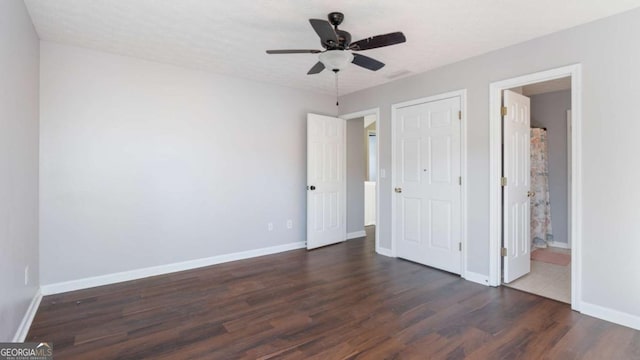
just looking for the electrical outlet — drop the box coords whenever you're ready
[24,266,29,285]
[286,220,293,229]
[268,222,274,231]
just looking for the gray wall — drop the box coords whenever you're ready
[39,42,334,285]
[339,7,640,318]
[346,118,365,233]
[0,0,40,341]
[530,90,571,246]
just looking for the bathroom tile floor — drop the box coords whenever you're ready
[504,247,571,304]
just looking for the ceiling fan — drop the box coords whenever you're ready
[266,12,406,75]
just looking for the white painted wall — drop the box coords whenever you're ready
[530,90,571,246]
[339,8,640,321]
[365,121,377,182]
[39,42,334,285]
[0,0,40,341]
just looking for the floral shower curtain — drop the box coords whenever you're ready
[530,128,553,248]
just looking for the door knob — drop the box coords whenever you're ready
[308,185,316,191]
[394,187,402,193]
[527,191,535,197]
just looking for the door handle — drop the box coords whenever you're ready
[394,187,402,193]
[527,191,535,197]
[308,185,316,191]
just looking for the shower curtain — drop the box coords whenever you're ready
[530,128,553,248]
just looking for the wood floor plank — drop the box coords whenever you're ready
[27,229,640,359]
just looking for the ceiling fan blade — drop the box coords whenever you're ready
[307,61,325,75]
[352,53,385,71]
[266,49,322,54]
[350,32,406,51]
[309,19,338,46]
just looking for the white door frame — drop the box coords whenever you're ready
[340,108,382,254]
[390,89,469,278]
[566,110,572,249]
[488,64,582,311]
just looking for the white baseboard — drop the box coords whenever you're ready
[580,301,640,331]
[12,289,42,342]
[548,241,571,249]
[463,271,490,286]
[376,247,394,257]
[41,242,306,295]
[346,230,367,240]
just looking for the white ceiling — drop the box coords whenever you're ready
[23,0,640,95]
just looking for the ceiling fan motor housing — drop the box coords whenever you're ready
[336,30,351,49]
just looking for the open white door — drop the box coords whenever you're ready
[394,96,462,274]
[307,113,346,249]
[503,90,531,283]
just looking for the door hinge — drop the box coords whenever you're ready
[501,177,507,187]
[501,247,507,257]
[501,106,508,116]
[459,242,462,252]
[458,176,462,186]
[458,110,462,120]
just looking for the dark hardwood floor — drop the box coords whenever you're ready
[28,227,640,359]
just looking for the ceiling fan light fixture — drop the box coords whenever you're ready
[319,50,354,70]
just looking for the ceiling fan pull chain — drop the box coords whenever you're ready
[334,70,339,107]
